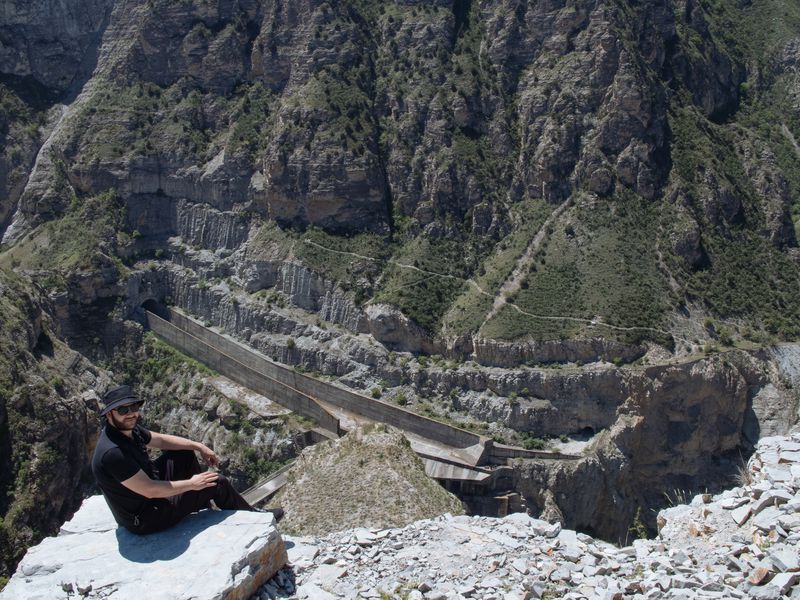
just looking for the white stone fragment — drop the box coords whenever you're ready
[529,519,561,538]
[720,496,750,510]
[285,538,321,570]
[779,514,800,531]
[479,577,503,589]
[297,582,337,600]
[770,549,800,572]
[354,529,377,546]
[458,584,476,597]
[765,466,792,484]
[753,506,783,532]
[780,451,800,463]
[752,493,779,517]
[752,481,773,498]
[770,572,799,595]
[512,558,529,574]
[730,504,752,526]
[726,554,747,572]
[308,564,348,587]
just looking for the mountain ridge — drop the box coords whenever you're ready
[1,0,799,354]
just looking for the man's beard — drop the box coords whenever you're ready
[109,411,139,431]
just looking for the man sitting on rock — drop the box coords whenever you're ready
[92,384,282,534]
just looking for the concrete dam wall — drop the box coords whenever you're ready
[145,310,342,434]
[146,306,485,451]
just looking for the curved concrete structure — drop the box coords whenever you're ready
[143,305,579,471]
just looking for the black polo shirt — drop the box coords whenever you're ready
[91,423,155,529]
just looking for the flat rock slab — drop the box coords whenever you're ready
[1,495,287,600]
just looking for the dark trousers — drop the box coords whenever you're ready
[132,450,253,534]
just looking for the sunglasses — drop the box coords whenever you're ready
[114,402,143,415]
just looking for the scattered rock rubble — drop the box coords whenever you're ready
[252,433,800,600]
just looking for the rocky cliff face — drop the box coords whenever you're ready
[2,0,799,354]
[0,0,113,93]
[0,269,109,579]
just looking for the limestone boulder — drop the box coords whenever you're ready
[0,495,287,600]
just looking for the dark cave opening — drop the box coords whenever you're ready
[453,0,472,43]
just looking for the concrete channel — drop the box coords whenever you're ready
[142,304,579,514]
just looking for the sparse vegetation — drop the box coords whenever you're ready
[520,433,547,451]
[273,425,463,535]
[627,507,650,541]
[0,190,127,275]
[483,194,671,344]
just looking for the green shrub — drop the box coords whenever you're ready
[521,434,546,450]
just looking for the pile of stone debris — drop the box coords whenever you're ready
[251,432,800,600]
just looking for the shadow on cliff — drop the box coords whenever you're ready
[114,509,234,563]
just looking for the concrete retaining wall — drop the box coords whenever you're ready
[162,308,483,450]
[146,312,341,434]
[489,443,580,462]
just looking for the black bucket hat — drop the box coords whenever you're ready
[100,385,142,415]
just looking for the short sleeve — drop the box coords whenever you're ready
[101,447,141,482]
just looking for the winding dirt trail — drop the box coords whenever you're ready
[477,200,572,334]
[302,233,691,346]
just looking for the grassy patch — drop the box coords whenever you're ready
[0,190,127,276]
[442,200,551,335]
[687,236,800,337]
[294,226,393,297]
[373,237,471,333]
[716,0,800,60]
[484,195,671,343]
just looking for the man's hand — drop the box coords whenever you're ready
[189,471,219,491]
[197,444,219,468]
[148,432,221,468]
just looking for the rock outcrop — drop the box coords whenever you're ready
[0,495,287,600]
[0,0,113,93]
[3,0,798,357]
[8,431,796,600]
[273,425,464,536]
[509,352,768,541]
[0,269,110,578]
[247,432,800,600]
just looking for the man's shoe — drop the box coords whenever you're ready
[256,507,285,523]
[269,507,285,523]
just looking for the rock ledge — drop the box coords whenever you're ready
[0,495,287,600]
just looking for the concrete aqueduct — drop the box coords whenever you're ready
[139,300,578,514]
